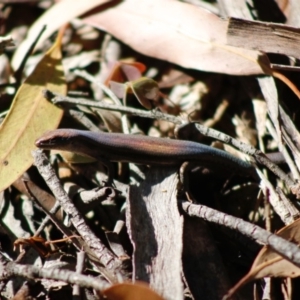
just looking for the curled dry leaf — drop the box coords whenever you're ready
[225,218,300,299]
[110,77,160,109]
[130,77,160,108]
[104,61,146,85]
[82,0,264,75]
[0,33,66,192]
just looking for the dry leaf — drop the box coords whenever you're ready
[225,218,300,298]
[227,17,300,59]
[284,1,300,26]
[102,282,164,300]
[82,0,264,75]
[104,61,146,85]
[0,33,66,192]
[130,78,160,109]
[252,99,268,138]
[110,77,159,109]
[11,0,112,70]
[258,76,282,147]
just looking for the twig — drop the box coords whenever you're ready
[67,108,101,132]
[266,119,299,180]
[180,200,300,268]
[42,90,298,194]
[73,251,86,298]
[32,149,124,282]
[276,187,300,222]
[3,262,110,291]
[193,123,297,189]
[279,105,300,153]
[23,178,63,237]
[43,89,183,124]
[73,69,122,106]
[34,201,61,237]
[256,168,292,224]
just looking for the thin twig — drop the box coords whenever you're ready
[73,69,122,105]
[73,251,86,298]
[43,90,297,193]
[43,89,183,124]
[4,262,110,291]
[276,187,300,222]
[180,200,300,267]
[266,119,299,180]
[32,149,124,282]
[256,168,292,224]
[193,123,297,189]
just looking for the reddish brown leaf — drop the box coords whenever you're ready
[102,282,164,300]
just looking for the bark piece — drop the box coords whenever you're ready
[126,166,183,300]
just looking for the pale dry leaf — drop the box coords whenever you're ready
[82,0,264,75]
[258,76,282,148]
[285,0,300,26]
[252,99,268,138]
[11,0,112,70]
[218,0,252,19]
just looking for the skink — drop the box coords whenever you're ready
[35,129,256,182]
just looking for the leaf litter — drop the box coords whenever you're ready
[2,1,300,300]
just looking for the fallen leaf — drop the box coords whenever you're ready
[225,217,300,299]
[104,61,146,85]
[11,0,112,70]
[102,282,164,300]
[110,77,160,109]
[82,0,264,75]
[129,77,160,109]
[0,32,66,192]
[258,76,282,147]
[284,1,300,26]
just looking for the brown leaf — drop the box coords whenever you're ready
[104,61,146,85]
[82,0,264,75]
[110,77,160,109]
[102,282,164,300]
